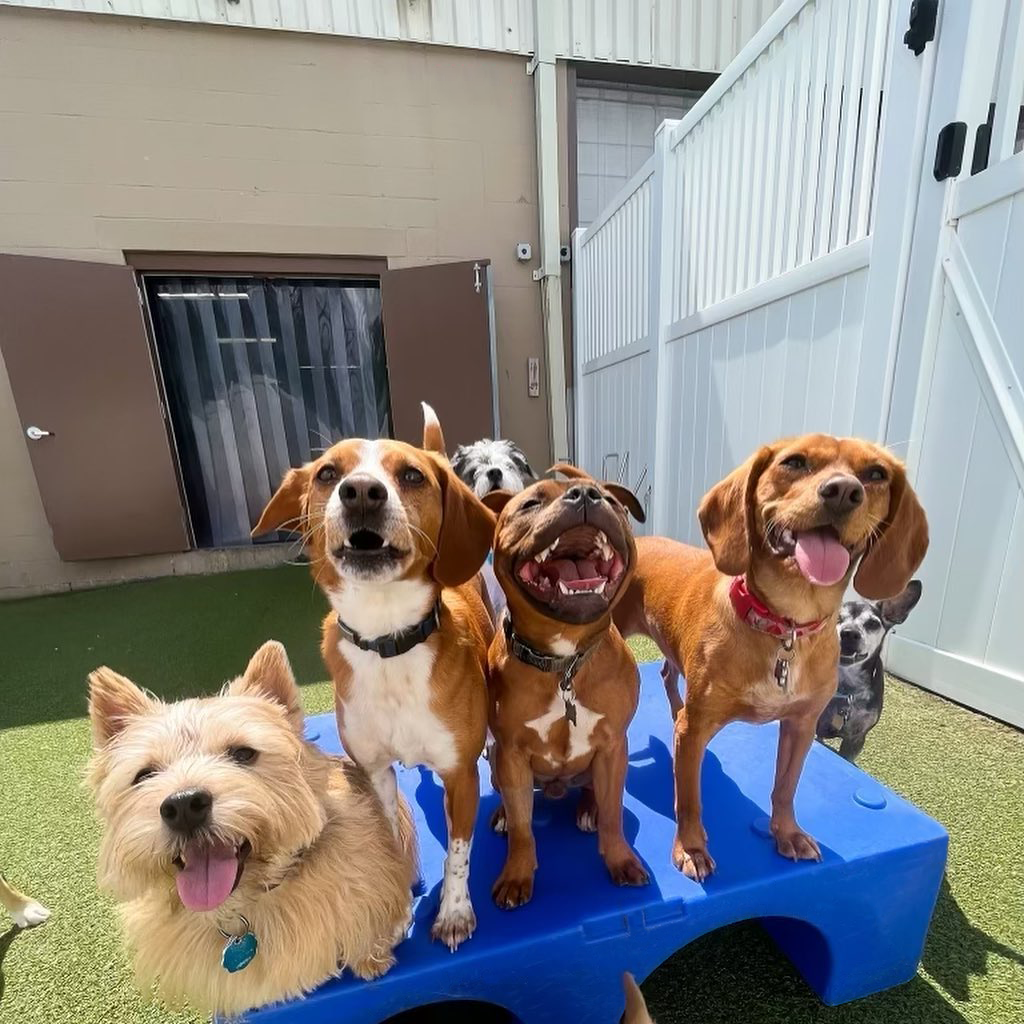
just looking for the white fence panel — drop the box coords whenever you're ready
[572,0,1024,722]
[889,149,1024,727]
[574,152,666,531]
[658,255,871,543]
[664,0,893,324]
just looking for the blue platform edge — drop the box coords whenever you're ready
[238,662,947,1024]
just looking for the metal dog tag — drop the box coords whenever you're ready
[219,917,258,973]
[774,633,796,690]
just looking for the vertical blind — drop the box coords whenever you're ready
[146,276,391,548]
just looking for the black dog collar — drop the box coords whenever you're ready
[337,601,441,659]
[502,613,597,724]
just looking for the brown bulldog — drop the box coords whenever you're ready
[483,465,649,908]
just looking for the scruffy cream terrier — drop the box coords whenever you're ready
[87,641,414,1017]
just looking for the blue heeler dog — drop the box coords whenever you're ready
[816,580,922,761]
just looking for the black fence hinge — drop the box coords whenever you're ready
[934,122,967,181]
[904,0,937,56]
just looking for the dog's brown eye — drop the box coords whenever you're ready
[520,498,542,512]
[229,746,258,765]
[863,465,888,483]
[316,465,338,485]
[132,766,156,786]
[400,467,425,486]
[780,454,808,471]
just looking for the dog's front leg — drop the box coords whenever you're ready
[770,713,822,861]
[671,702,721,880]
[368,764,401,838]
[432,761,479,950]
[491,744,537,909]
[591,740,648,887]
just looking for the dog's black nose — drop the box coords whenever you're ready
[840,627,860,645]
[339,474,388,514]
[160,789,213,834]
[486,467,503,484]
[818,474,864,516]
[563,483,603,508]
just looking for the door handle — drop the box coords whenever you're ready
[26,425,53,441]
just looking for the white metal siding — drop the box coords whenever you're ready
[1,0,782,72]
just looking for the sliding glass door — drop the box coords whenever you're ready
[146,275,390,548]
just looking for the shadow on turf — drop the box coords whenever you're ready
[923,874,1024,1002]
[0,925,21,1007]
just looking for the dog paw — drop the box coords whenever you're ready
[672,836,716,881]
[774,827,822,862]
[492,873,533,910]
[576,791,598,833]
[12,901,51,929]
[431,904,477,951]
[490,805,507,834]
[606,851,649,887]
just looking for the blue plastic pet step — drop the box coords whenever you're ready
[240,662,947,1023]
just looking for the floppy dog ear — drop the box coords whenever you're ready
[605,483,646,523]
[88,667,155,748]
[854,465,929,600]
[252,465,312,537]
[431,457,497,587]
[482,489,514,516]
[230,641,304,733]
[421,401,447,455]
[698,446,775,576]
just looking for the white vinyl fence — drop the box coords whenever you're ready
[573,0,1024,725]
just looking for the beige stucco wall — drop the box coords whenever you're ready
[0,7,559,597]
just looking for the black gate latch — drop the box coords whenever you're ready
[934,122,967,181]
[904,0,937,56]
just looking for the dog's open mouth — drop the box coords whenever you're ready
[766,524,852,586]
[515,524,627,619]
[332,529,407,568]
[173,838,251,912]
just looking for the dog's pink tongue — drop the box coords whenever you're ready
[793,530,851,586]
[176,841,239,912]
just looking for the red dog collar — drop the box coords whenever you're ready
[729,575,827,639]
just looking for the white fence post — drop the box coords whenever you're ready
[650,122,675,536]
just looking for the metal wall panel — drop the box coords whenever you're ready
[2,0,782,71]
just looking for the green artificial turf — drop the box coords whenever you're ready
[0,566,1021,1023]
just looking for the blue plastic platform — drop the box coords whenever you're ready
[241,662,947,1023]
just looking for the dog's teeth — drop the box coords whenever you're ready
[595,581,606,595]
[558,581,570,595]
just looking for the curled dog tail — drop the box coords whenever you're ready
[421,402,446,456]
[622,973,655,1024]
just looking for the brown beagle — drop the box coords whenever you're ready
[253,406,495,949]
[483,465,649,908]
[614,435,928,880]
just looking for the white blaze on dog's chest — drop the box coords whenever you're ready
[526,692,604,763]
[329,580,458,775]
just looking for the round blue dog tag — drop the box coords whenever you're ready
[221,930,258,973]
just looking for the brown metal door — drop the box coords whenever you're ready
[381,260,496,450]
[0,254,189,560]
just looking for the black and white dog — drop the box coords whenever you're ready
[816,580,923,761]
[451,439,535,498]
